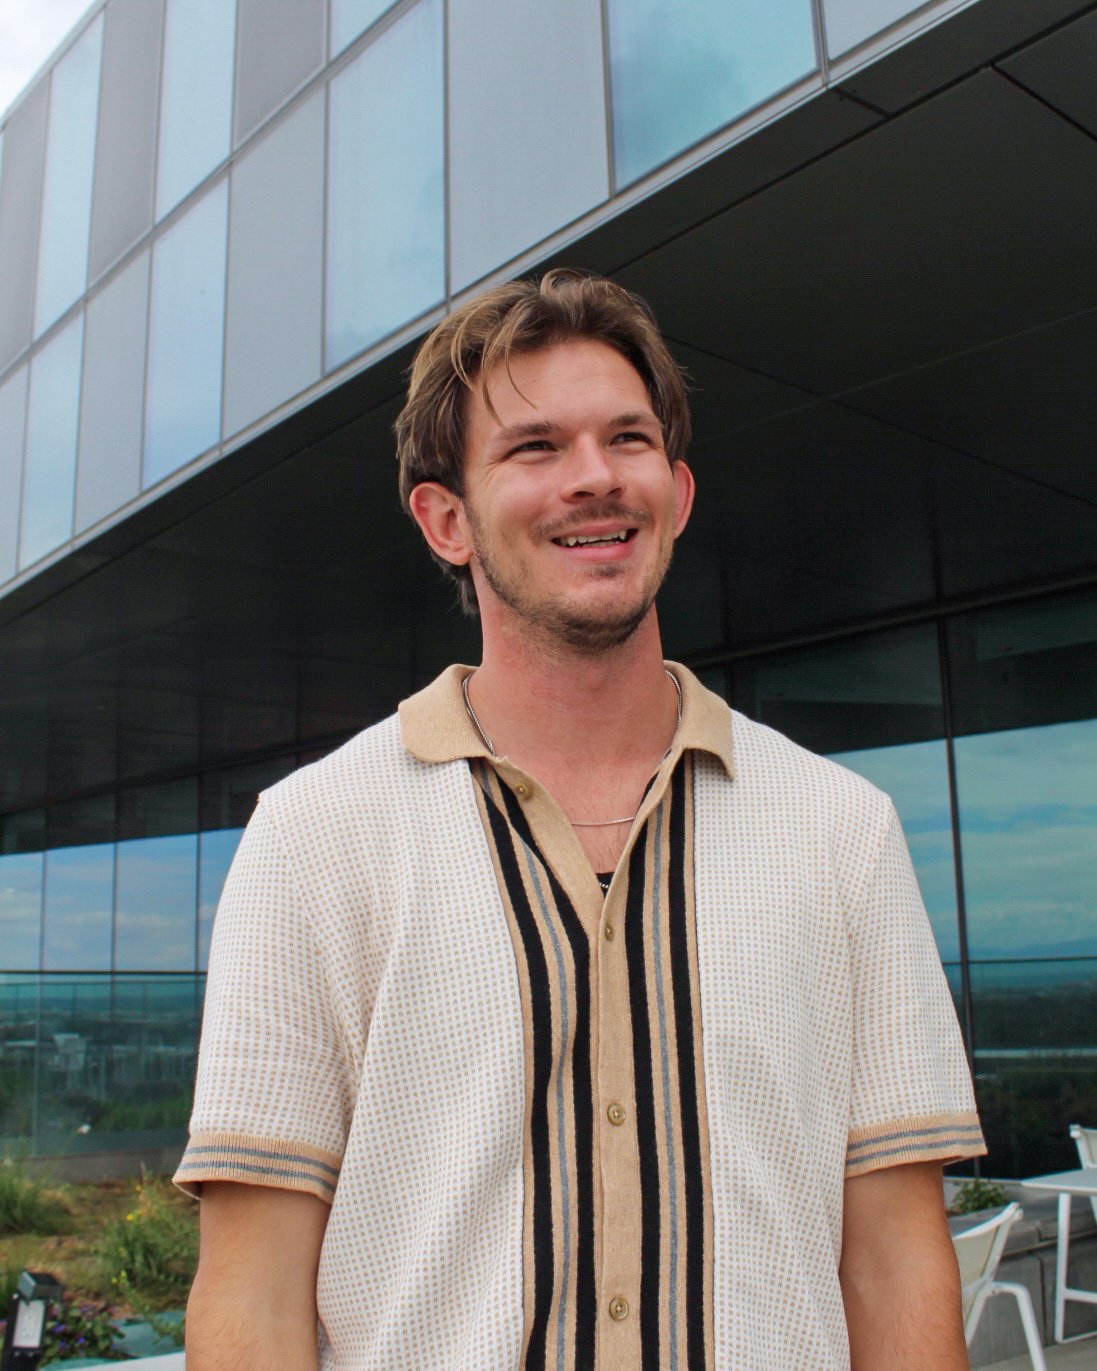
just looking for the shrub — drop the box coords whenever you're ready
[39,1300,125,1365]
[95,1171,198,1307]
[0,1157,69,1236]
[948,1178,1010,1215]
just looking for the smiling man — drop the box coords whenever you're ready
[180,271,985,1371]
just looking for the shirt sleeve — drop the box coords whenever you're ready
[845,800,986,1177]
[174,798,355,1204]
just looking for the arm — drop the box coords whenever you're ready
[186,1182,330,1371]
[839,1161,968,1371]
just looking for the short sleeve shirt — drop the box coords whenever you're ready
[176,663,984,1370]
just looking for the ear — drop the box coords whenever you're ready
[672,460,696,537]
[408,482,473,567]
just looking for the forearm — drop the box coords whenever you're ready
[840,1241,968,1370]
[186,1267,319,1371]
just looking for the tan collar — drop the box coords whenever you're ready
[398,660,734,779]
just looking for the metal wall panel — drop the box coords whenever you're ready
[0,366,28,582]
[89,0,165,282]
[448,0,609,291]
[0,81,48,372]
[76,252,150,532]
[223,93,323,437]
[234,0,324,143]
[823,0,962,59]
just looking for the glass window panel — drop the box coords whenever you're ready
[1,809,46,855]
[326,0,444,368]
[0,82,49,371]
[0,973,39,1143]
[144,180,228,486]
[970,958,1097,1178]
[200,759,294,831]
[43,842,115,971]
[102,975,199,1143]
[47,793,116,849]
[606,0,818,186]
[118,777,198,843]
[827,741,959,961]
[156,0,237,219]
[955,718,1097,960]
[0,365,28,582]
[34,16,103,334]
[114,833,198,971]
[330,0,397,56]
[19,313,84,569]
[198,827,242,969]
[234,0,323,142]
[823,0,943,60]
[0,851,43,971]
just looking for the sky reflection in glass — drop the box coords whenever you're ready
[828,739,960,962]
[330,0,396,56]
[156,0,237,219]
[34,15,102,335]
[19,313,84,569]
[326,0,444,368]
[0,853,43,971]
[114,833,198,971]
[43,842,114,971]
[607,0,817,186]
[198,827,242,971]
[956,717,1097,960]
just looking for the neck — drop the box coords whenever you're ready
[469,607,675,770]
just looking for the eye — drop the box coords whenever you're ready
[508,439,554,457]
[613,431,652,445]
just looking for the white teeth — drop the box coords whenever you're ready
[558,531,630,547]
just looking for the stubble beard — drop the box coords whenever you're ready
[465,502,674,655]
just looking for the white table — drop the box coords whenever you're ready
[1020,1167,1097,1343]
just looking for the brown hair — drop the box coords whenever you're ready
[394,268,691,612]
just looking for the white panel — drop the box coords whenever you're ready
[76,252,150,531]
[223,93,323,436]
[0,365,28,581]
[824,0,968,60]
[448,0,609,291]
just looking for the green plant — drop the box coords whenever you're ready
[95,1171,198,1306]
[948,1178,1010,1215]
[0,1244,32,1307]
[115,1268,186,1347]
[0,1157,69,1236]
[39,1299,125,1365]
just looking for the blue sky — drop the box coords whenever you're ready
[0,0,93,119]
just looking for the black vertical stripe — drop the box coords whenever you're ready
[482,786,555,1370]
[625,834,661,1371]
[667,760,707,1368]
[495,781,597,1366]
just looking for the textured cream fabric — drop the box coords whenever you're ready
[176,665,982,1370]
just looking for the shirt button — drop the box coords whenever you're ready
[604,922,615,941]
[608,1296,629,1321]
[607,1101,626,1126]
[514,782,530,798]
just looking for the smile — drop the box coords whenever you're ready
[552,530,635,548]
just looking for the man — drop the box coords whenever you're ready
[181,270,985,1369]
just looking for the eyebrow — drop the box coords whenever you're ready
[490,411,662,447]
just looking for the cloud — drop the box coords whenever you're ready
[0,0,96,121]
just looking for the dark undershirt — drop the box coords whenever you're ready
[597,871,613,894]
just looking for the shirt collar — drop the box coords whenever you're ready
[398,660,734,779]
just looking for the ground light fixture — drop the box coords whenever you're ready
[1,1271,63,1370]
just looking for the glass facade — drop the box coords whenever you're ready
[330,0,398,57]
[326,0,445,368]
[18,313,84,569]
[606,0,818,186]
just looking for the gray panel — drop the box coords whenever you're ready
[824,0,956,59]
[234,0,324,143]
[76,252,150,532]
[223,93,323,437]
[0,366,28,582]
[89,0,165,281]
[1000,10,1097,140]
[0,81,48,372]
[448,0,608,290]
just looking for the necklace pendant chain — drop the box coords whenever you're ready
[462,669,684,830]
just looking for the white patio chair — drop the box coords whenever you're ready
[1070,1123,1097,1223]
[952,1202,1047,1370]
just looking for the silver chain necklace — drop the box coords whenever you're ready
[462,669,683,828]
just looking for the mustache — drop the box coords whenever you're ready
[534,502,652,540]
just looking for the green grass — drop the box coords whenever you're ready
[0,1158,69,1236]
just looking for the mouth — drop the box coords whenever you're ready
[551,529,637,549]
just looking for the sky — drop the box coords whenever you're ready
[0,0,94,120]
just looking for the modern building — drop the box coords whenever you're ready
[0,0,1095,1180]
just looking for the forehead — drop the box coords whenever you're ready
[467,339,653,438]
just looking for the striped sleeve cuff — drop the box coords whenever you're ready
[845,1111,987,1177]
[173,1131,342,1203]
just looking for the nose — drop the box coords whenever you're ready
[561,433,623,501]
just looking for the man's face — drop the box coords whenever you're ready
[456,339,694,652]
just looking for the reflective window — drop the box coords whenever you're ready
[114,833,199,972]
[144,181,228,486]
[19,313,84,569]
[198,827,242,970]
[43,843,115,972]
[330,0,397,56]
[0,364,28,581]
[34,16,103,334]
[823,0,935,59]
[156,0,238,219]
[0,852,43,971]
[326,0,444,368]
[606,0,818,186]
